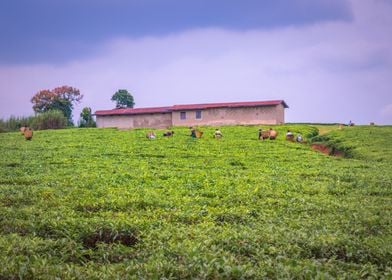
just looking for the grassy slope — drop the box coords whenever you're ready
[324,125,392,161]
[0,125,391,279]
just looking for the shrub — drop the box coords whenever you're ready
[0,116,33,133]
[78,107,96,128]
[305,127,319,139]
[310,134,354,157]
[30,110,68,130]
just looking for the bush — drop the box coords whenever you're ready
[305,127,319,139]
[0,116,33,133]
[0,111,68,132]
[310,134,354,157]
[30,110,68,130]
[78,107,96,128]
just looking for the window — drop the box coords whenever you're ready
[180,111,186,120]
[195,110,202,119]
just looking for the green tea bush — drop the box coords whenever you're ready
[305,126,319,138]
[310,133,354,157]
[0,124,391,278]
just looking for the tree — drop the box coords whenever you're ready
[79,107,96,128]
[31,86,83,125]
[111,89,135,108]
[30,110,68,130]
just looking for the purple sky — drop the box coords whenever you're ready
[0,0,391,124]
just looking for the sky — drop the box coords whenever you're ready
[0,0,391,125]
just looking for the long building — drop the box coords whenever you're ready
[95,100,288,129]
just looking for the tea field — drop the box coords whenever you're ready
[0,125,391,279]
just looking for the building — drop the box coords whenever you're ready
[95,100,288,129]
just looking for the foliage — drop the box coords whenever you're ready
[78,107,96,128]
[31,86,83,125]
[0,116,33,133]
[111,89,135,108]
[0,111,67,132]
[0,125,391,278]
[318,125,392,161]
[304,126,319,138]
[30,110,68,130]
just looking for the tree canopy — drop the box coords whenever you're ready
[111,89,135,108]
[31,86,83,125]
[79,107,96,128]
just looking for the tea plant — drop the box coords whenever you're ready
[0,125,391,279]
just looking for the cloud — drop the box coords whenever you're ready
[0,0,352,64]
[0,0,391,124]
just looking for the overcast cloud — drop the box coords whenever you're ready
[0,0,391,124]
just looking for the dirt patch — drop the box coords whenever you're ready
[311,143,344,157]
[82,229,138,249]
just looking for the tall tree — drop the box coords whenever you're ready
[31,86,83,125]
[111,89,135,108]
[79,107,96,127]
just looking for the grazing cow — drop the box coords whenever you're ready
[20,126,27,135]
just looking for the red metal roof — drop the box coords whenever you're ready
[95,100,288,116]
[172,100,288,111]
[95,106,172,116]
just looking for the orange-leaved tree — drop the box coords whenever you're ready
[31,86,83,125]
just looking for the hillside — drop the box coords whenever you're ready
[0,125,391,279]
